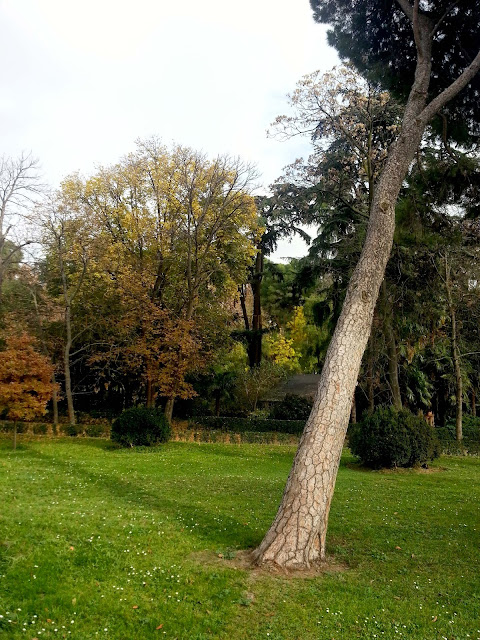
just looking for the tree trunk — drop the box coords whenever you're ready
[445,256,462,441]
[64,304,76,426]
[215,392,221,417]
[31,289,59,426]
[239,285,250,331]
[13,419,17,451]
[350,391,357,424]
[382,282,402,409]
[165,396,174,424]
[366,334,375,413]
[248,250,263,368]
[52,372,59,427]
[146,377,156,408]
[472,389,476,418]
[253,27,436,567]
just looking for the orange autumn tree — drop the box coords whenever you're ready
[0,331,55,449]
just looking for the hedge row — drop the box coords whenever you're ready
[188,416,306,434]
[0,421,109,437]
[175,429,299,444]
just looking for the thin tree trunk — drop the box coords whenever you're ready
[249,250,263,368]
[253,15,441,567]
[64,304,76,425]
[165,396,174,424]
[445,256,462,441]
[239,285,250,331]
[367,334,375,413]
[382,282,402,409]
[52,372,59,426]
[452,312,462,441]
[13,419,17,451]
[350,391,357,424]
[472,389,476,418]
[146,377,155,409]
[31,289,59,426]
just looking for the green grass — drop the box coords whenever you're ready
[0,438,479,639]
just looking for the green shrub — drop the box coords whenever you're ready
[111,407,171,447]
[349,406,440,468]
[16,422,27,434]
[436,417,480,455]
[2,421,27,433]
[442,416,480,441]
[33,423,48,435]
[64,424,83,437]
[270,394,313,421]
[85,423,108,438]
[188,416,305,435]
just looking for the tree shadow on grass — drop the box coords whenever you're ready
[10,443,271,552]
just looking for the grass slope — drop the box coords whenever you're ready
[0,439,479,639]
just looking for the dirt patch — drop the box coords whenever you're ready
[191,549,348,579]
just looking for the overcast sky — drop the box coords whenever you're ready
[1,0,338,260]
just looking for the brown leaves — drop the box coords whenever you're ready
[0,329,56,423]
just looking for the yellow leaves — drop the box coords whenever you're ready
[264,334,300,372]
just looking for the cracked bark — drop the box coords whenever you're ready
[253,8,480,569]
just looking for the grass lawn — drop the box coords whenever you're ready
[0,438,479,640]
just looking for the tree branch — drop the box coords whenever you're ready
[431,1,460,36]
[420,48,480,124]
[395,0,413,21]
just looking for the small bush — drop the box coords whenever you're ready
[270,394,313,421]
[349,406,440,468]
[85,423,108,438]
[33,423,48,435]
[111,407,171,447]
[64,424,83,437]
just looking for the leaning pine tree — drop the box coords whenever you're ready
[253,0,480,569]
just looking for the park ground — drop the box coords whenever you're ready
[0,438,479,639]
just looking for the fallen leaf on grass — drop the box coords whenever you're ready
[156,624,163,630]
[432,616,437,622]
[395,546,401,550]
[133,605,139,609]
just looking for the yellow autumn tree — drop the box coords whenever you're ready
[264,333,301,373]
[72,138,261,419]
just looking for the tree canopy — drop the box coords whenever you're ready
[311,0,480,141]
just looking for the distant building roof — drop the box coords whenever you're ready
[263,374,321,402]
